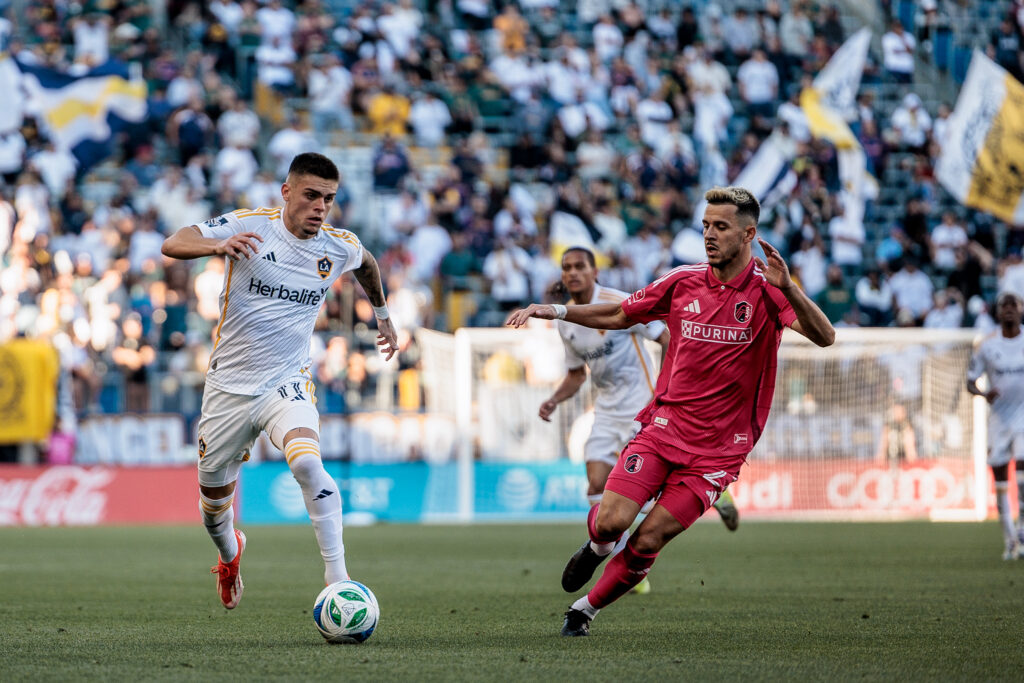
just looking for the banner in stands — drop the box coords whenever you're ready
[238,459,981,523]
[0,465,198,526]
[72,413,456,465]
[734,458,979,518]
[0,340,59,443]
[238,461,457,523]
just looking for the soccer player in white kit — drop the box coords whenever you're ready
[967,291,1024,560]
[161,153,399,608]
[540,248,738,594]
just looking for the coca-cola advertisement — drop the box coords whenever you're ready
[0,466,200,526]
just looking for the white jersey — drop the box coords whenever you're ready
[556,284,665,420]
[198,207,364,395]
[967,330,1024,436]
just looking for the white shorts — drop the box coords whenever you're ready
[584,415,641,467]
[197,370,319,487]
[988,430,1024,468]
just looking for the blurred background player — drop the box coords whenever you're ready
[540,246,739,595]
[508,187,835,636]
[161,152,399,609]
[966,291,1024,560]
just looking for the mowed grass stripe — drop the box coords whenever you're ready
[0,522,1021,681]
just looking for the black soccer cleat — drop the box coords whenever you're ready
[561,608,592,637]
[561,541,608,592]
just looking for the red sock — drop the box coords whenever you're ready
[586,541,658,609]
[587,503,621,545]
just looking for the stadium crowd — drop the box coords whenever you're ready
[1,0,1024,422]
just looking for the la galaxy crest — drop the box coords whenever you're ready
[734,301,752,323]
[317,255,333,280]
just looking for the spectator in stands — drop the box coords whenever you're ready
[998,248,1024,300]
[882,18,916,83]
[737,49,780,120]
[307,53,355,138]
[592,14,623,64]
[255,33,297,94]
[828,200,865,277]
[855,268,893,327]
[930,211,968,273]
[366,82,411,137]
[779,2,814,68]
[815,264,855,324]
[217,93,262,150]
[267,116,318,181]
[372,134,411,191]
[923,288,964,329]
[483,235,531,315]
[111,313,155,412]
[889,93,932,153]
[890,257,935,325]
[791,229,827,299]
[991,18,1023,81]
[723,6,758,66]
[408,91,452,147]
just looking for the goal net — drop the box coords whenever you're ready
[415,326,986,521]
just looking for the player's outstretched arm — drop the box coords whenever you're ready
[539,366,587,421]
[755,238,835,347]
[966,377,999,404]
[505,302,629,330]
[161,225,264,261]
[353,250,399,361]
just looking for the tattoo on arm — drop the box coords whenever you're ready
[353,251,387,307]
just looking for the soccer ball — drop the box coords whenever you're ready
[313,580,379,644]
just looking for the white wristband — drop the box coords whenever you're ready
[552,304,568,320]
[371,304,390,320]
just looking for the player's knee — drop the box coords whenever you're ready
[594,506,631,539]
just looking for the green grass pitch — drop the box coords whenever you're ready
[1,521,1022,681]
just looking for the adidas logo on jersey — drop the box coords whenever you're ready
[262,251,277,262]
[684,299,701,314]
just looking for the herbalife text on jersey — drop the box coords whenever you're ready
[248,278,327,306]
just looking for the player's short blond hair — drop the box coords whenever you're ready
[704,186,760,226]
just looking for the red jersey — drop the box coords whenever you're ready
[620,260,797,457]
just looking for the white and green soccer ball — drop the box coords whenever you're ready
[313,580,379,644]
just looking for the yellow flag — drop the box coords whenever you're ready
[937,51,1024,224]
[0,339,59,443]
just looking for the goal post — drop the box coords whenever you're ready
[415,326,987,521]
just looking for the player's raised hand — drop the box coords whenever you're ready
[375,316,400,361]
[217,232,264,259]
[505,303,557,328]
[754,238,794,290]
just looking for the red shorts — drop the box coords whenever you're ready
[605,426,745,528]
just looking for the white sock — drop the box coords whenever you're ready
[200,493,238,562]
[587,493,603,507]
[995,482,1016,548]
[639,498,655,515]
[286,438,349,584]
[590,539,615,556]
[571,595,600,619]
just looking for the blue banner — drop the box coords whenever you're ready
[237,461,590,523]
[474,461,589,520]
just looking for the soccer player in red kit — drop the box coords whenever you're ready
[506,187,835,636]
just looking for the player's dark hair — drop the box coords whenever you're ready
[562,246,596,268]
[287,152,339,181]
[705,186,760,226]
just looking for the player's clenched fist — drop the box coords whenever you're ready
[505,303,558,328]
[217,232,264,259]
